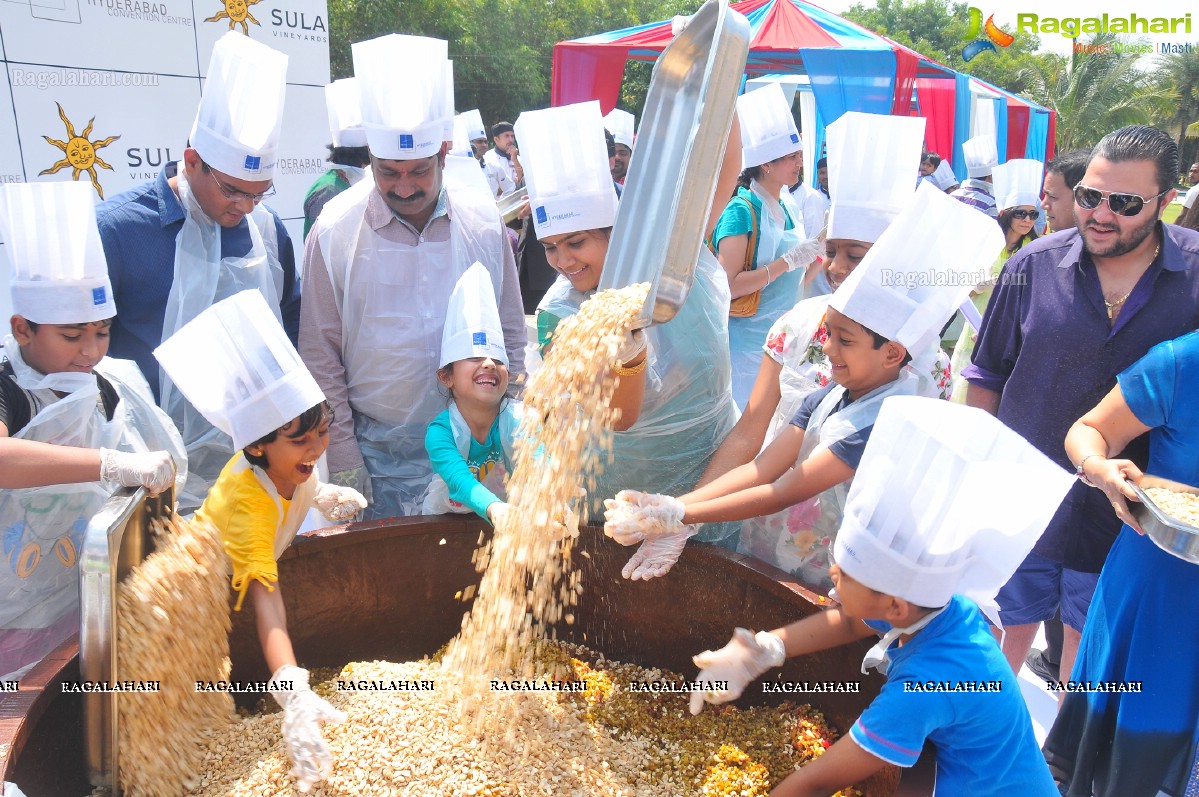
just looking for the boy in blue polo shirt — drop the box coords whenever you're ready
[689,397,1074,797]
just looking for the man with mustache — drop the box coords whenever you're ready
[299,34,526,519]
[961,125,1199,693]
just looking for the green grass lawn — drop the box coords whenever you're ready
[1165,201,1182,224]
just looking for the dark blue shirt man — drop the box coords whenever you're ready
[963,125,1199,689]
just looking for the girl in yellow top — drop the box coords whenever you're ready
[154,290,366,794]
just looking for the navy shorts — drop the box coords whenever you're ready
[996,551,1100,631]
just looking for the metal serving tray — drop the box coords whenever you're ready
[497,186,529,224]
[79,485,174,792]
[1129,475,1199,565]
[597,0,750,328]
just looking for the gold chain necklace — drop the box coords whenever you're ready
[1104,242,1160,322]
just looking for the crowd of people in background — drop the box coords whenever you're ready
[1,22,1198,797]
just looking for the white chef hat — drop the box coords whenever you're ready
[829,181,1003,359]
[994,158,1044,211]
[325,78,367,149]
[834,396,1073,614]
[353,34,452,161]
[440,262,507,368]
[516,101,617,240]
[1,181,114,325]
[458,110,487,144]
[737,83,801,169]
[825,112,925,243]
[603,108,635,150]
[930,158,958,190]
[962,134,998,179]
[443,61,456,142]
[191,32,288,182]
[153,290,325,451]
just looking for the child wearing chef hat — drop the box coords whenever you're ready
[0,181,182,682]
[690,396,1073,797]
[154,290,367,793]
[605,182,1002,585]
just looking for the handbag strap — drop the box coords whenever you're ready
[739,195,758,273]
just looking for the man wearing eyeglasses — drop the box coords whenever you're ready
[94,34,299,512]
[962,126,1199,703]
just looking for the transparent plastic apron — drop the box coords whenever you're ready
[160,170,282,512]
[728,183,803,409]
[0,343,121,680]
[739,370,920,590]
[538,250,739,543]
[421,402,520,515]
[319,184,505,520]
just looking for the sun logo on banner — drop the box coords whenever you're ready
[961,7,1015,62]
[205,0,262,34]
[39,102,120,199]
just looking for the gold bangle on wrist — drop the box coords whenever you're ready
[613,358,647,377]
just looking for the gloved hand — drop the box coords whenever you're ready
[616,329,647,366]
[780,237,823,272]
[330,466,373,506]
[487,501,511,527]
[99,449,175,496]
[270,665,348,793]
[621,523,697,580]
[688,628,787,715]
[313,483,368,523]
[603,490,685,545]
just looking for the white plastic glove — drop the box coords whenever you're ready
[780,237,823,272]
[99,448,175,496]
[313,482,368,522]
[330,466,373,505]
[270,665,348,793]
[688,628,787,715]
[621,523,697,580]
[487,501,511,527]
[603,490,685,545]
[616,329,647,365]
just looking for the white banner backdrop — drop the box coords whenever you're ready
[0,0,331,324]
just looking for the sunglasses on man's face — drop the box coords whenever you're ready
[1073,184,1167,217]
[1008,209,1037,220]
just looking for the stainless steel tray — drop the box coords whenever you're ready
[598,0,750,328]
[1129,476,1199,565]
[497,186,529,224]
[79,485,175,792]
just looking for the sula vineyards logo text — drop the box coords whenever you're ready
[39,102,121,199]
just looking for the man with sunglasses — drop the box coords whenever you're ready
[961,126,1199,711]
[95,33,300,511]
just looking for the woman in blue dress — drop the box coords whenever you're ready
[1045,329,1199,796]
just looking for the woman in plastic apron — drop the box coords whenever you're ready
[316,179,507,520]
[522,101,741,547]
[0,347,186,680]
[159,170,283,512]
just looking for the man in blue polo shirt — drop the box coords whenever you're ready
[963,125,1199,687]
[96,33,300,511]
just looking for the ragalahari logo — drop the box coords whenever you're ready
[961,7,1015,61]
[205,0,263,34]
[39,102,120,199]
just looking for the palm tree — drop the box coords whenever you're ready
[1019,32,1174,151]
[1155,50,1199,172]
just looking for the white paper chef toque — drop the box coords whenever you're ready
[930,159,958,190]
[962,134,998,179]
[737,83,801,169]
[153,290,325,451]
[829,181,1004,362]
[603,108,635,150]
[825,112,925,244]
[325,78,367,149]
[1,181,115,325]
[994,158,1045,211]
[516,101,617,239]
[191,32,288,182]
[440,261,508,368]
[353,34,452,161]
[832,396,1074,670]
